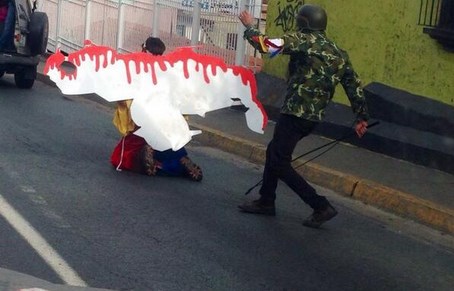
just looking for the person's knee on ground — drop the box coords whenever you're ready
[141,144,159,176]
[180,156,203,182]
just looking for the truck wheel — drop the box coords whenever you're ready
[15,66,37,89]
[27,12,49,56]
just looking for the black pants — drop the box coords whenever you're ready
[259,114,329,210]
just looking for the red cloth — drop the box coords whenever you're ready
[110,134,146,173]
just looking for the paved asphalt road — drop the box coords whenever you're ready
[0,76,453,290]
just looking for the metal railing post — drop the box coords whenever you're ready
[84,0,91,42]
[55,0,63,50]
[117,0,125,51]
[235,0,248,66]
[152,0,159,37]
[191,1,202,46]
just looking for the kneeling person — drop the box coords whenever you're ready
[110,37,203,182]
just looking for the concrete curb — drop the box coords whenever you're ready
[190,121,454,235]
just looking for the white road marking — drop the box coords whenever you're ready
[0,194,87,287]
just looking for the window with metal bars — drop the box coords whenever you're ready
[418,0,454,51]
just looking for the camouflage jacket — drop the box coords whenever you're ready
[244,26,369,122]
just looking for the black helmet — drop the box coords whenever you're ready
[296,4,327,31]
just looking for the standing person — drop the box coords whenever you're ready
[110,36,203,182]
[237,4,369,228]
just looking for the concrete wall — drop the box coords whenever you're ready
[262,0,454,107]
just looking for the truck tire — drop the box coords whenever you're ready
[27,12,49,56]
[15,66,37,89]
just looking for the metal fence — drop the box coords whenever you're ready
[38,0,265,72]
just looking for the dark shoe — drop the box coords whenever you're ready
[302,204,338,228]
[238,199,276,216]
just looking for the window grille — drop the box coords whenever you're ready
[418,0,442,27]
[418,0,454,51]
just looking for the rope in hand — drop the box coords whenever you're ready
[244,120,380,195]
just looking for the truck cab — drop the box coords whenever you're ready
[0,0,48,89]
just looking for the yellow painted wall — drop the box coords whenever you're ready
[263,0,454,106]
